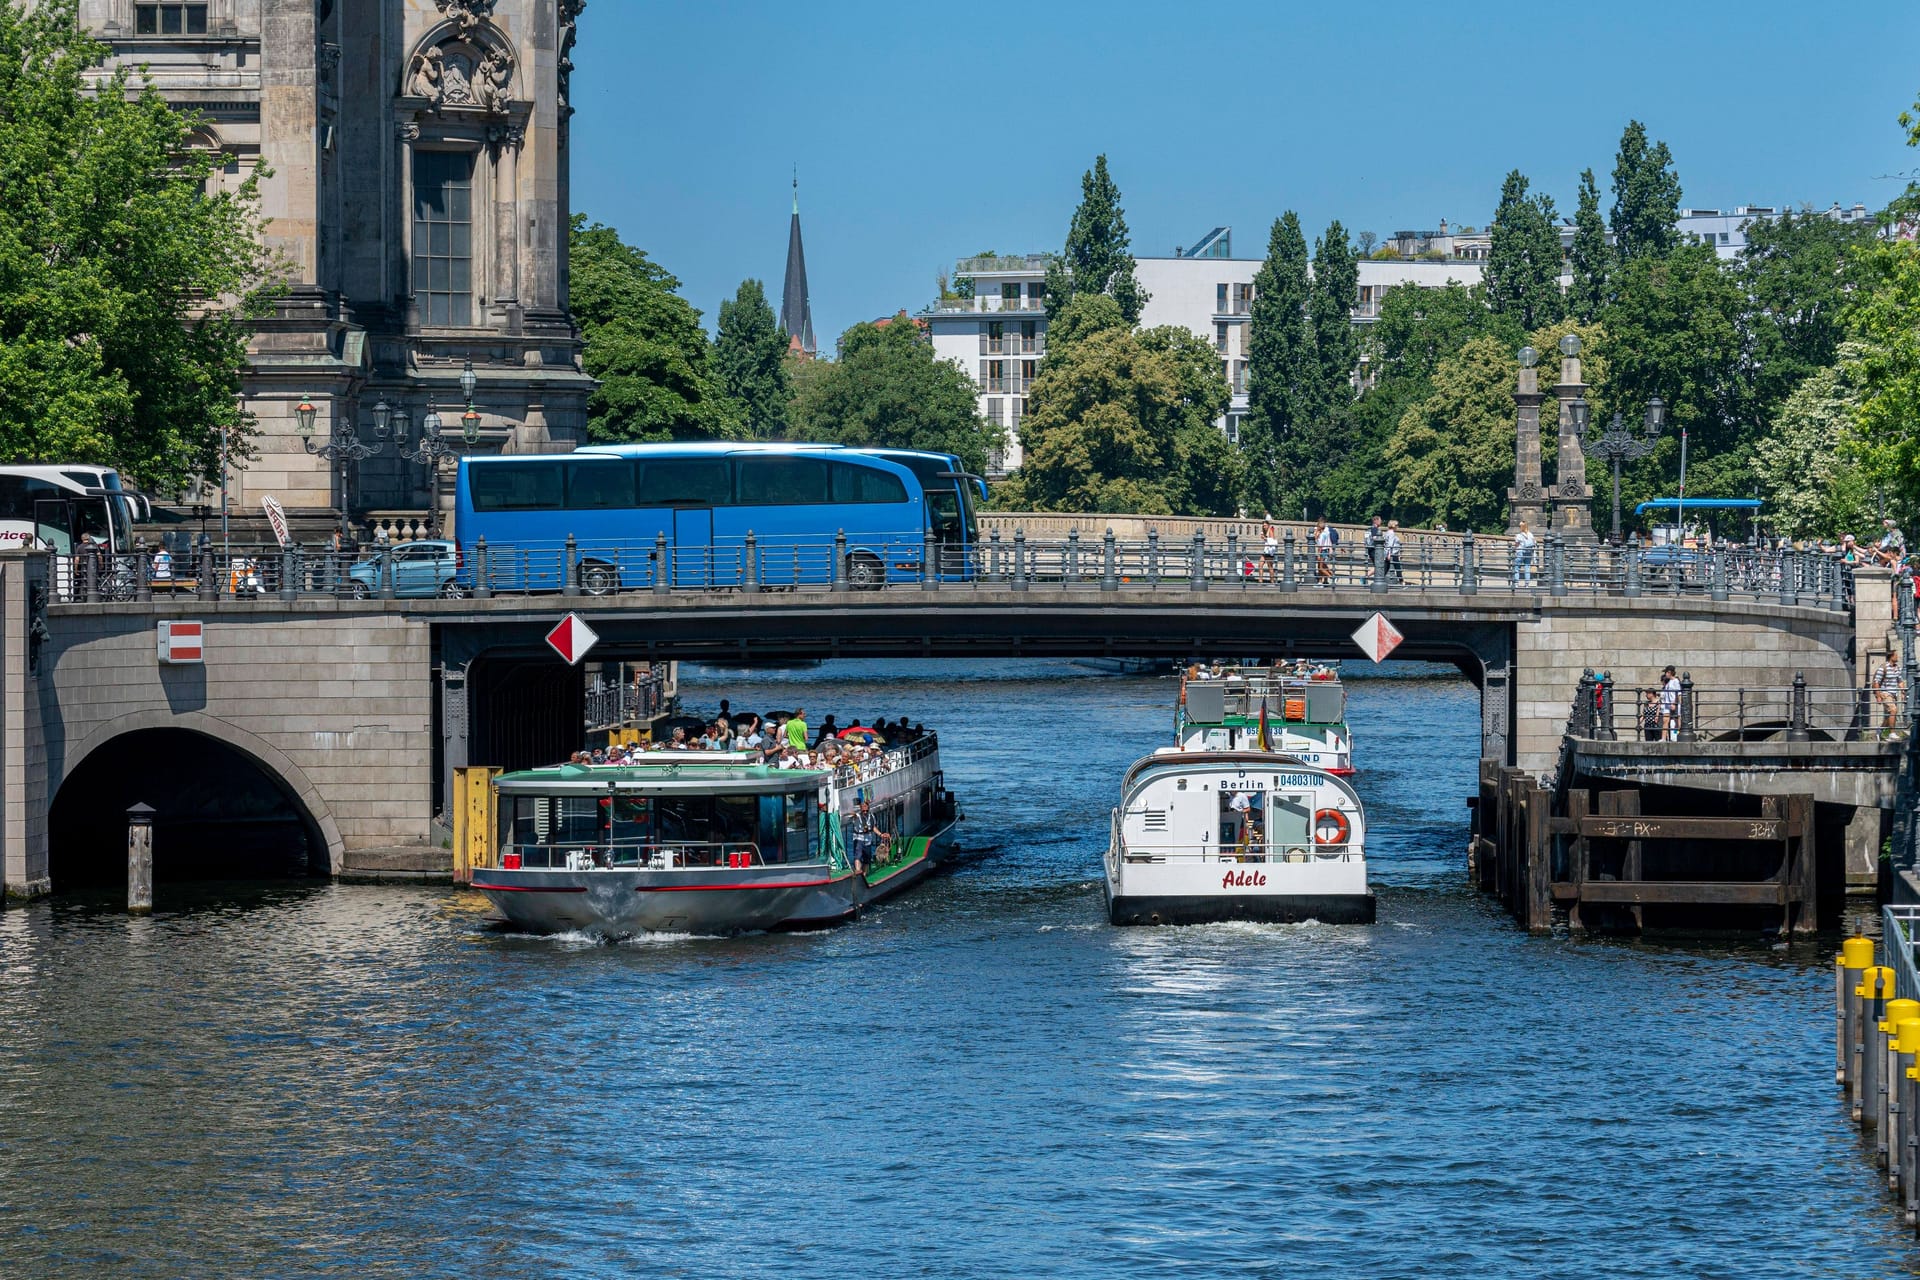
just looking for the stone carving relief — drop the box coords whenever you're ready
[407,37,515,116]
[434,0,496,37]
[1515,481,1541,501]
[558,0,585,136]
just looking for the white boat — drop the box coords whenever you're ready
[1176,664,1355,774]
[1104,748,1374,926]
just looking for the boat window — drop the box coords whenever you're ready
[758,795,786,863]
[609,795,651,846]
[1271,794,1312,849]
[1219,790,1265,851]
[785,793,812,861]
[657,796,713,844]
[714,795,756,850]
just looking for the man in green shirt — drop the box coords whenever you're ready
[785,709,809,751]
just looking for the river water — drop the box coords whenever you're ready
[0,660,1909,1278]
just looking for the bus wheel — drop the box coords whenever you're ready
[846,553,885,590]
[580,561,618,595]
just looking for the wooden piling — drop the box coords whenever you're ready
[126,802,154,915]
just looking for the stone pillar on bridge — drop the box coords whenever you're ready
[1551,334,1597,542]
[1507,347,1548,536]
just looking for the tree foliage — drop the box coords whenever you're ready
[1010,295,1236,514]
[1241,213,1315,516]
[1567,168,1609,323]
[1846,238,1920,531]
[1310,221,1360,428]
[788,315,1000,475]
[1382,335,1521,532]
[715,278,790,438]
[1737,209,1876,426]
[1484,170,1563,331]
[1043,155,1147,324]
[1751,349,1874,539]
[0,0,275,491]
[1609,120,1682,264]
[570,215,742,442]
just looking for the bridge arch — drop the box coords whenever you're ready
[49,712,345,890]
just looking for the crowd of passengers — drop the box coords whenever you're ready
[1184,660,1338,681]
[564,703,932,774]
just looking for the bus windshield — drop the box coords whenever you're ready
[0,468,128,553]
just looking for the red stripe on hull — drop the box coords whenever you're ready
[471,882,589,894]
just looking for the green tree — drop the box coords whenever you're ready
[1846,237,1920,530]
[570,215,742,442]
[714,279,790,438]
[1485,170,1563,331]
[1013,295,1235,513]
[788,314,1000,475]
[1567,168,1610,322]
[1599,243,1748,506]
[1751,350,1874,539]
[0,0,275,492]
[1310,221,1360,427]
[1383,335,1520,531]
[1043,155,1147,324]
[1737,210,1876,426]
[1241,213,1315,516]
[1609,120,1682,264]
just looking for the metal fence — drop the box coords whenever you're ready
[51,531,1856,612]
[583,668,667,733]
[1567,671,1900,743]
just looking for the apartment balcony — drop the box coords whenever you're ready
[983,337,1044,356]
[929,294,1048,315]
[955,253,1056,276]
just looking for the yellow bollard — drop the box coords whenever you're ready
[1878,998,1920,1154]
[1853,963,1896,1116]
[1899,1018,1920,1210]
[1843,937,1876,1085]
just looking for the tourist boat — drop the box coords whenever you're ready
[468,737,958,937]
[1176,664,1355,773]
[1104,749,1373,926]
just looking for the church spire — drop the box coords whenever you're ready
[781,173,816,358]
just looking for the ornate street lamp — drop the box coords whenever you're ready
[1578,394,1666,543]
[296,393,385,538]
[397,398,477,537]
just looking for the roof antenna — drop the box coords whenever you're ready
[792,165,799,214]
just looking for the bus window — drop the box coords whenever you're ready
[636,458,731,507]
[471,461,564,511]
[565,459,636,509]
[926,490,964,542]
[830,462,908,505]
[32,498,71,554]
[738,455,830,505]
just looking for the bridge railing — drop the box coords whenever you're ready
[51,532,1855,612]
[1567,671,1895,743]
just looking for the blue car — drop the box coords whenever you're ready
[348,539,465,598]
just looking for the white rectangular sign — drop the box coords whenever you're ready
[157,620,204,664]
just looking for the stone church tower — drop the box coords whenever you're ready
[76,0,594,534]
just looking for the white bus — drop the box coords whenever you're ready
[0,464,148,554]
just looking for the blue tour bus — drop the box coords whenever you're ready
[451,441,979,591]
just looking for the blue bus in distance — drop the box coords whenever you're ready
[451,442,981,591]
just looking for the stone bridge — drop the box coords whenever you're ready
[0,545,1882,899]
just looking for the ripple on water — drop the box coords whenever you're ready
[0,660,1912,1278]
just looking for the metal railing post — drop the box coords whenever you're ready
[1625,534,1642,598]
[1548,533,1566,597]
[923,529,939,591]
[832,529,848,593]
[1573,672,1595,737]
[279,547,296,602]
[134,549,151,603]
[1226,531,1239,587]
[1371,534,1387,593]
[379,544,397,600]
[198,548,215,601]
[1460,530,1477,596]
[1101,527,1118,592]
[561,533,580,598]
[1710,545,1729,602]
[1679,672,1698,742]
[1190,530,1207,592]
[1012,528,1029,592]
[1282,528,1296,592]
[1598,674,1618,741]
[1066,528,1080,587]
[474,536,492,599]
[1147,529,1161,586]
[1832,561,1849,613]
[744,531,760,594]
[989,528,1003,583]
[1789,671,1811,742]
[83,551,98,603]
[1779,546,1798,607]
[653,532,669,595]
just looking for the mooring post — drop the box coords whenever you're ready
[473,536,492,599]
[744,531,760,594]
[1282,528,1297,592]
[1679,672,1698,742]
[1843,937,1874,1086]
[1190,530,1207,592]
[1710,545,1729,602]
[127,802,154,916]
[1012,528,1029,592]
[1461,529,1478,596]
[1789,671,1810,742]
[1101,528,1117,592]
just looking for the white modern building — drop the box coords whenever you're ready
[1676,202,1871,258]
[926,229,1482,472]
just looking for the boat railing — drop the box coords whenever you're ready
[1115,836,1357,864]
[502,840,785,871]
[831,733,938,790]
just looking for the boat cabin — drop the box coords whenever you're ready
[1118,750,1364,864]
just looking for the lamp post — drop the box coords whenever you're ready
[1576,395,1665,544]
[295,393,387,539]
[395,397,482,537]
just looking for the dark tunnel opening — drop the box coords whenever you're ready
[48,728,328,890]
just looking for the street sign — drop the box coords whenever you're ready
[1351,611,1404,664]
[261,495,291,549]
[545,613,599,666]
[157,620,204,664]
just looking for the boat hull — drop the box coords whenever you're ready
[1105,886,1376,926]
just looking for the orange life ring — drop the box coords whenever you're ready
[1312,808,1351,845]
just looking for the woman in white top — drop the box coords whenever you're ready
[1261,515,1278,583]
[1512,521,1537,586]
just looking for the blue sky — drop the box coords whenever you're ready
[570,1,1920,344]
